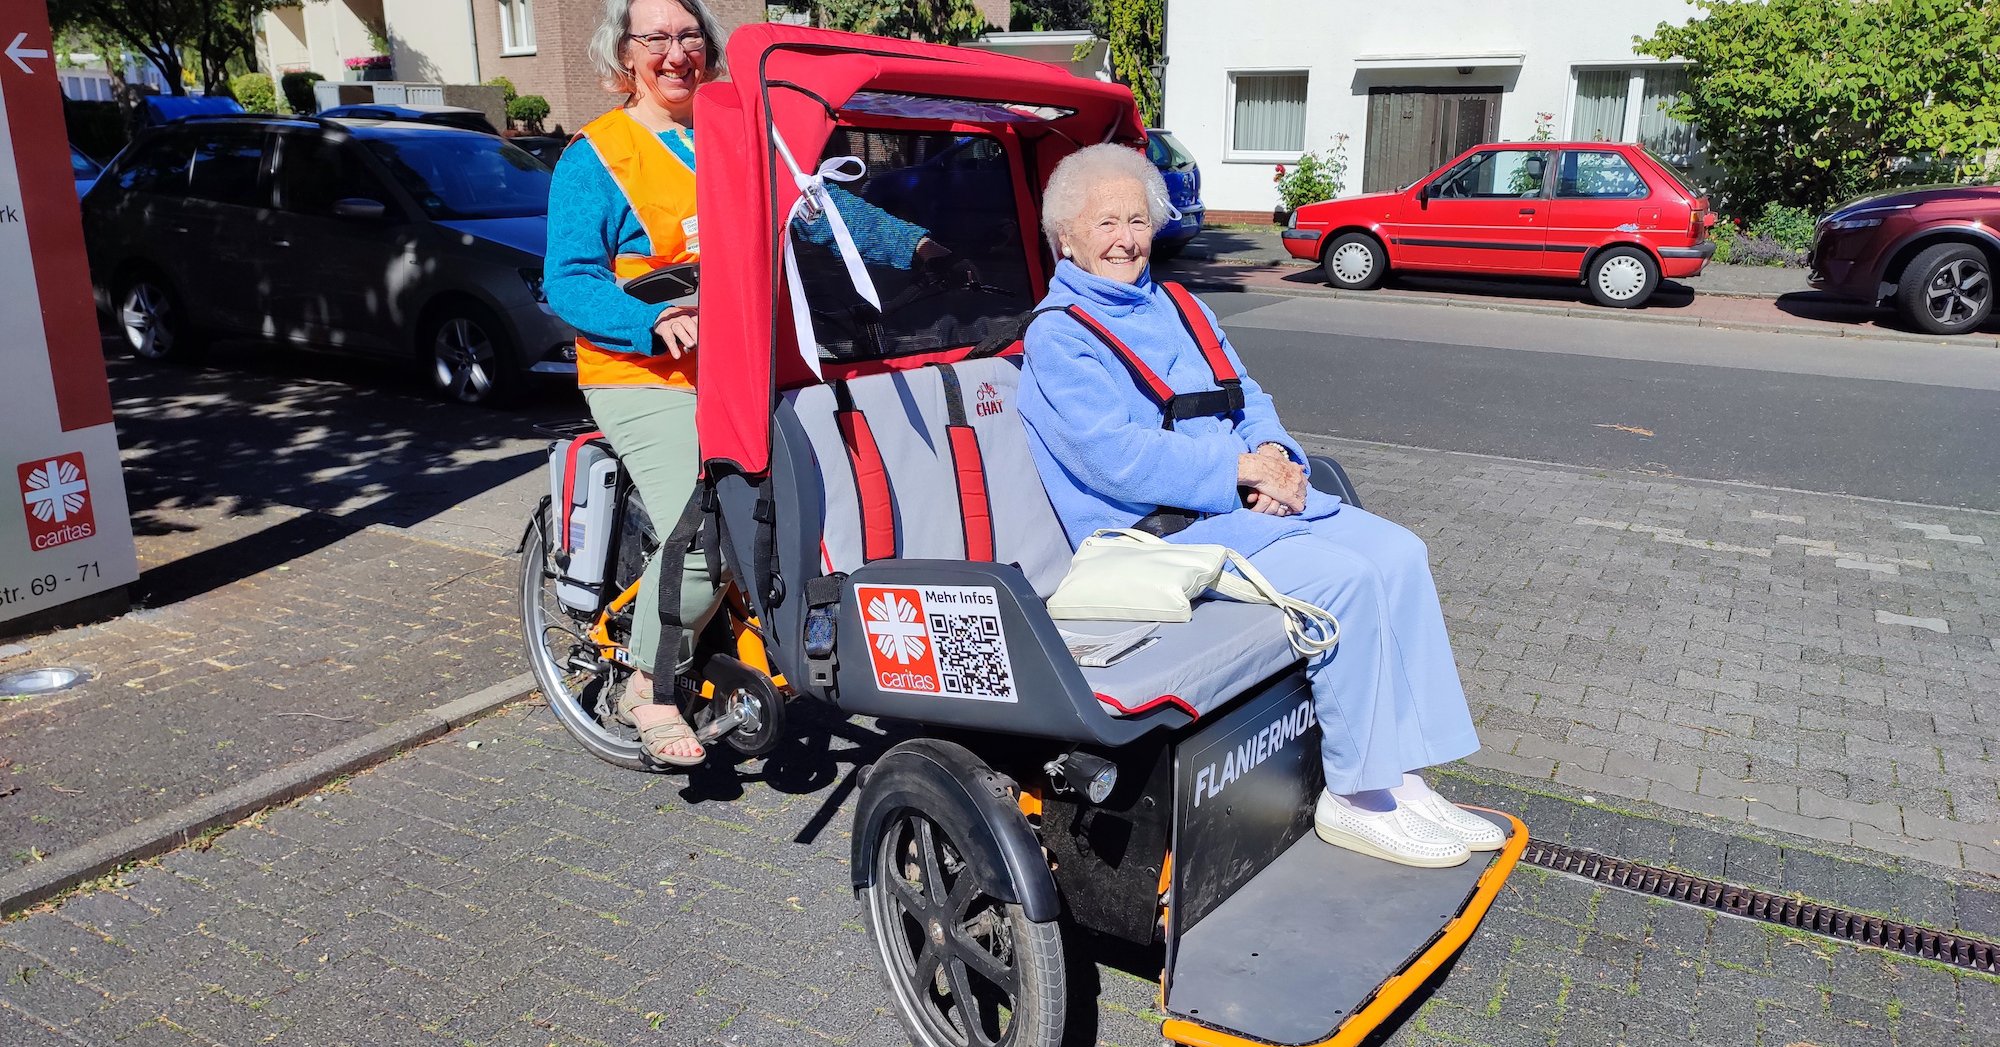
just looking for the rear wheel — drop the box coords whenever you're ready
[116,272,202,362]
[863,807,1066,1047]
[1321,232,1387,290]
[518,506,649,770]
[425,303,520,407]
[1586,246,1659,308]
[1896,242,1993,336]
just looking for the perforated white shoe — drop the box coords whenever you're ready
[1399,784,1508,852]
[1313,791,1471,868]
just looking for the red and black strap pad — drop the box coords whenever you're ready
[832,380,897,563]
[931,363,995,562]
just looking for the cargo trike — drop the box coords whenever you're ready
[519,24,1525,1047]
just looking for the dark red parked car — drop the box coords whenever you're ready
[1809,184,1998,336]
[1283,141,1715,308]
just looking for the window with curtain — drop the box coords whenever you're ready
[1229,72,1308,157]
[1571,70,1628,142]
[501,0,536,53]
[1637,67,1703,168]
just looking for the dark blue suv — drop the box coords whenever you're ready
[1147,129,1204,257]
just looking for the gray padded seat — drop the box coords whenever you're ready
[785,357,1301,720]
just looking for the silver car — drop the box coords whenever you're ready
[81,114,576,405]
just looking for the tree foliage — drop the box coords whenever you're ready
[230,71,278,113]
[1010,0,1092,30]
[1086,0,1161,127]
[789,1,993,45]
[49,0,300,95]
[1636,0,2000,214]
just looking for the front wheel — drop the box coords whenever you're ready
[425,303,521,407]
[1321,232,1387,290]
[518,507,649,770]
[1896,242,1993,336]
[1586,246,1660,308]
[862,807,1066,1047]
[117,272,202,362]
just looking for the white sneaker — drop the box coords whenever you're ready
[1397,776,1509,852]
[1313,791,1471,868]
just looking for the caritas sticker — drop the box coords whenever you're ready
[856,584,1016,703]
[18,453,97,551]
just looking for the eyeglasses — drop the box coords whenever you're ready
[627,30,706,56]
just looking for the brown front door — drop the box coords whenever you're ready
[1363,87,1502,194]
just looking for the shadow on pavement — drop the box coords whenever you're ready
[1274,267,1699,311]
[106,334,579,601]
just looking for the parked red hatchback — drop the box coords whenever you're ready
[1809,184,1998,336]
[1284,142,1715,308]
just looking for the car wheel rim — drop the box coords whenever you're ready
[871,810,1021,1047]
[1926,259,1991,326]
[1597,256,1648,300]
[433,318,496,402]
[121,283,171,358]
[1330,243,1374,283]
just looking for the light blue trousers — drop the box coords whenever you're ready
[1244,507,1481,794]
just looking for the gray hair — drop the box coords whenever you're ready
[589,0,727,96]
[1040,143,1174,252]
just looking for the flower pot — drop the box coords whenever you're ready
[362,66,394,82]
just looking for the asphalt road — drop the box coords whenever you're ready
[1206,292,2000,512]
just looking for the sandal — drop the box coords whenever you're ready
[631,701,706,768]
[613,674,654,727]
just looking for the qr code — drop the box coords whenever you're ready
[930,612,1014,701]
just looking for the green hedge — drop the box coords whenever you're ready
[230,72,279,113]
[280,71,324,114]
[507,94,550,133]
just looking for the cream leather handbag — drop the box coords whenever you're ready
[1046,529,1341,656]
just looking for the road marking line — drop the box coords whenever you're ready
[1895,521,1985,545]
[1751,511,1806,523]
[1874,610,1949,634]
[1573,517,1771,557]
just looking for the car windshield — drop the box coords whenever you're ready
[363,135,550,219]
[71,147,102,178]
[1147,132,1194,168]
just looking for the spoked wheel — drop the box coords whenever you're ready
[117,273,200,362]
[1896,243,1994,336]
[863,809,1066,1047]
[426,305,519,407]
[517,508,650,769]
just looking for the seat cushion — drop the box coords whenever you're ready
[1062,600,1301,718]
[783,357,1075,595]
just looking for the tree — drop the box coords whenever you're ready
[1087,0,1161,127]
[1637,0,2000,214]
[49,0,300,96]
[787,1,993,44]
[1010,0,1092,30]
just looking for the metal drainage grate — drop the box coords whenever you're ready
[1522,838,2000,974]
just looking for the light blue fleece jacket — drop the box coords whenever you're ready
[544,129,929,356]
[1017,260,1340,557]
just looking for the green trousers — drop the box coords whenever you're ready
[583,385,718,674]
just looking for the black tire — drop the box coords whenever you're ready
[1320,232,1387,290]
[1895,242,1994,336]
[423,302,521,407]
[861,806,1066,1047]
[1585,246,1660,308]
[115,270,202,362]
[517,506,650,770]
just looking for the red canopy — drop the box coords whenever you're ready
[693,24,1146,477]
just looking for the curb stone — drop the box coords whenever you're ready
[0,671,536,917]
[1177,274,2000,348]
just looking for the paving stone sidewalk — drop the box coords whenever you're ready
[2,702,1993,1047]
[1,351,541,868]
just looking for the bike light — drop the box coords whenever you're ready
[1047,752,1118,804]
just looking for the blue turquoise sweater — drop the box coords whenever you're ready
[1017,261,1338,556]
[545,128,929,356]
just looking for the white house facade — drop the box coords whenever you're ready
[1162,0,1708,220]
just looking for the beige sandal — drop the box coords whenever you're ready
[632,703,706,768]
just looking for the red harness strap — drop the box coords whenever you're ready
[931,363,995,562]
[559,430,606,552]
[1059,283,1242,427]
[833,381,897,564]
[1159,281,1239,383]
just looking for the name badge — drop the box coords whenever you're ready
[682,215,699,255]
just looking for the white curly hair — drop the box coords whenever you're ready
[1039,143,1174,254]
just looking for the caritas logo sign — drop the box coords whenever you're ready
[18,453,96,550]
[855,583,1016,703]
[860,586,942,694]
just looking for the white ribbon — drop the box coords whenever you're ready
[774,127,881,378]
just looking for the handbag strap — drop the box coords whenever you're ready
[1213,550,1342,656]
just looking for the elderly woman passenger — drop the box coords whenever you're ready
[1018,144,1499,868]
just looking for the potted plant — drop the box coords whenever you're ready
[345,54,392,82]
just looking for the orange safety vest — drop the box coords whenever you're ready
[573,108,699,389]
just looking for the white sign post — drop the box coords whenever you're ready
[0,0,137,629]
